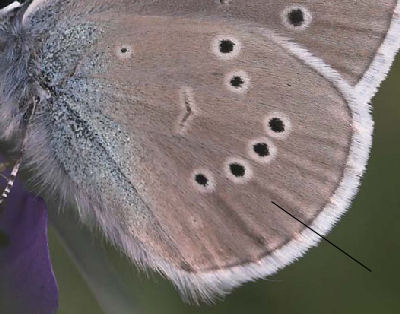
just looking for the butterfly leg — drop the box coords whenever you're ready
[0,157,22,206]
[0,97,38,206]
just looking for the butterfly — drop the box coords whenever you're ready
[0,0,399,302]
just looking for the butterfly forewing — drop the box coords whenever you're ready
[104,0,397,84]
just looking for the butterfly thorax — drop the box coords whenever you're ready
[1,3,144,227]
[7,2,156,238]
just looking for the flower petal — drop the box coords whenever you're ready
[0,157,58,314]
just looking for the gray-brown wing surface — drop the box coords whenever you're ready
[90,15,352,272]
[22,0,398,300]
[124,0,397,84]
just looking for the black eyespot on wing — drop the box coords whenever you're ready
[282,6,312,30]
[229,163,246,177]
[288,9,304,27]
[213,36,241,60]
[115,45,133,59]
[253,143,270,157]
[225,158,253,182]
[225,71,249,93]
[269,118,285,133]
[192,169,216,192]
[219,40,235,54]
[230,76,244,88]
[248,138,277,163]
[195,174,209,186]
[264,113,291,139]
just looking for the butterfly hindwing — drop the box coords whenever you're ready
[75,14,353,274]
[17,0,399,300]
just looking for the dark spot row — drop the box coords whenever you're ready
[193,114,291,191]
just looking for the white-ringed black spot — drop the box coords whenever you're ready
[195,174,209,186]
[192,169,216,193]
[225,70,249,93]
[230,76,244,88]
[224,157,253,183]
[115,44,133,59]
[288,9,304,27]
[254,143,269,157]
[230,163,245,177]
[264,112,292,139]
[212,35,241,60]
[220,39,234,53]
[269,118,285,133]
[281,6,312,31]
[248,137,277,164]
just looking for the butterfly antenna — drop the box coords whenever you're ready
[0,97,38,206]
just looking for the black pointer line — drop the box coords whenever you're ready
[271,201,372,272]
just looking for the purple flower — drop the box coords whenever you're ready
[0,155,59,314]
